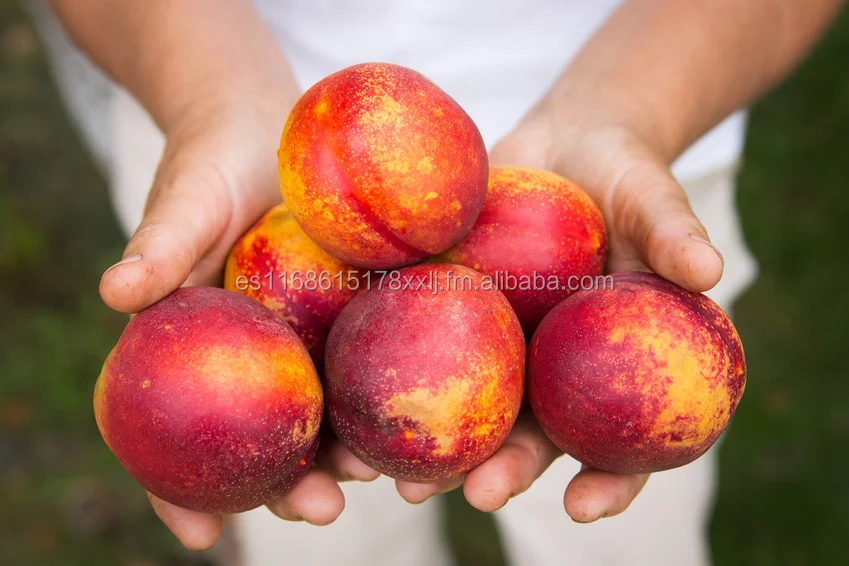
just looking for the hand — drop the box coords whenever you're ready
[99,101,379,550]
[396,103,724,521]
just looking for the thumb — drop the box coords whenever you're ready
[100,166,233,313]
[612,161,724,292]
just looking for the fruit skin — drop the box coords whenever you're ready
[278,62,488,269]
[528,272,746,474]
[93,287,323,514]
[325,264,525,482]
[437,166,607,333]
[225,202,360,370]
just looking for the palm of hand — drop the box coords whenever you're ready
[99,108,723,550]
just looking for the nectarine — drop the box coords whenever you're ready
[325,264,524,482]
[438,166,607,332]
[225,202,360,370]
[528,272,746,474]
[278,63,488,269]
[94,287,323,513]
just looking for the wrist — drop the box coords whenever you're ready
[535,84,681,166]
[157,72,299,140]
[118,1,298,136]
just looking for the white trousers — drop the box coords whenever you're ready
[35,11,758,560]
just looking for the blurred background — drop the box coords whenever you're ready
[1,0,847,564]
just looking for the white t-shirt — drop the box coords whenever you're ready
[32,0,756,306]
[31,0,745,181]
[256,0,746,179]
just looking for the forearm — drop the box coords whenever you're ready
[544,0,845,162]
[48,0,299,133]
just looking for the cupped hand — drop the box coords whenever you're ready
[99,102,379,550]
[396,104,724,521]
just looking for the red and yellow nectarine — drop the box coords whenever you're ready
[94,287,323,513]
[528,272,746,474]
[225,202,360,370]
[278,63,488,269]
[325,264,525,482]
[438,166,607,332]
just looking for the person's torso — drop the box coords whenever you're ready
[253,0,746,178]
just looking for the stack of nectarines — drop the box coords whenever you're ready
[94,62,746,514]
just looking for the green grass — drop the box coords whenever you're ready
[1,1,848,564]
[709,8,849,565]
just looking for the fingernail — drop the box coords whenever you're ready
[689,234,724,268]
[271,504,303,522]
[105,254,143,273]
